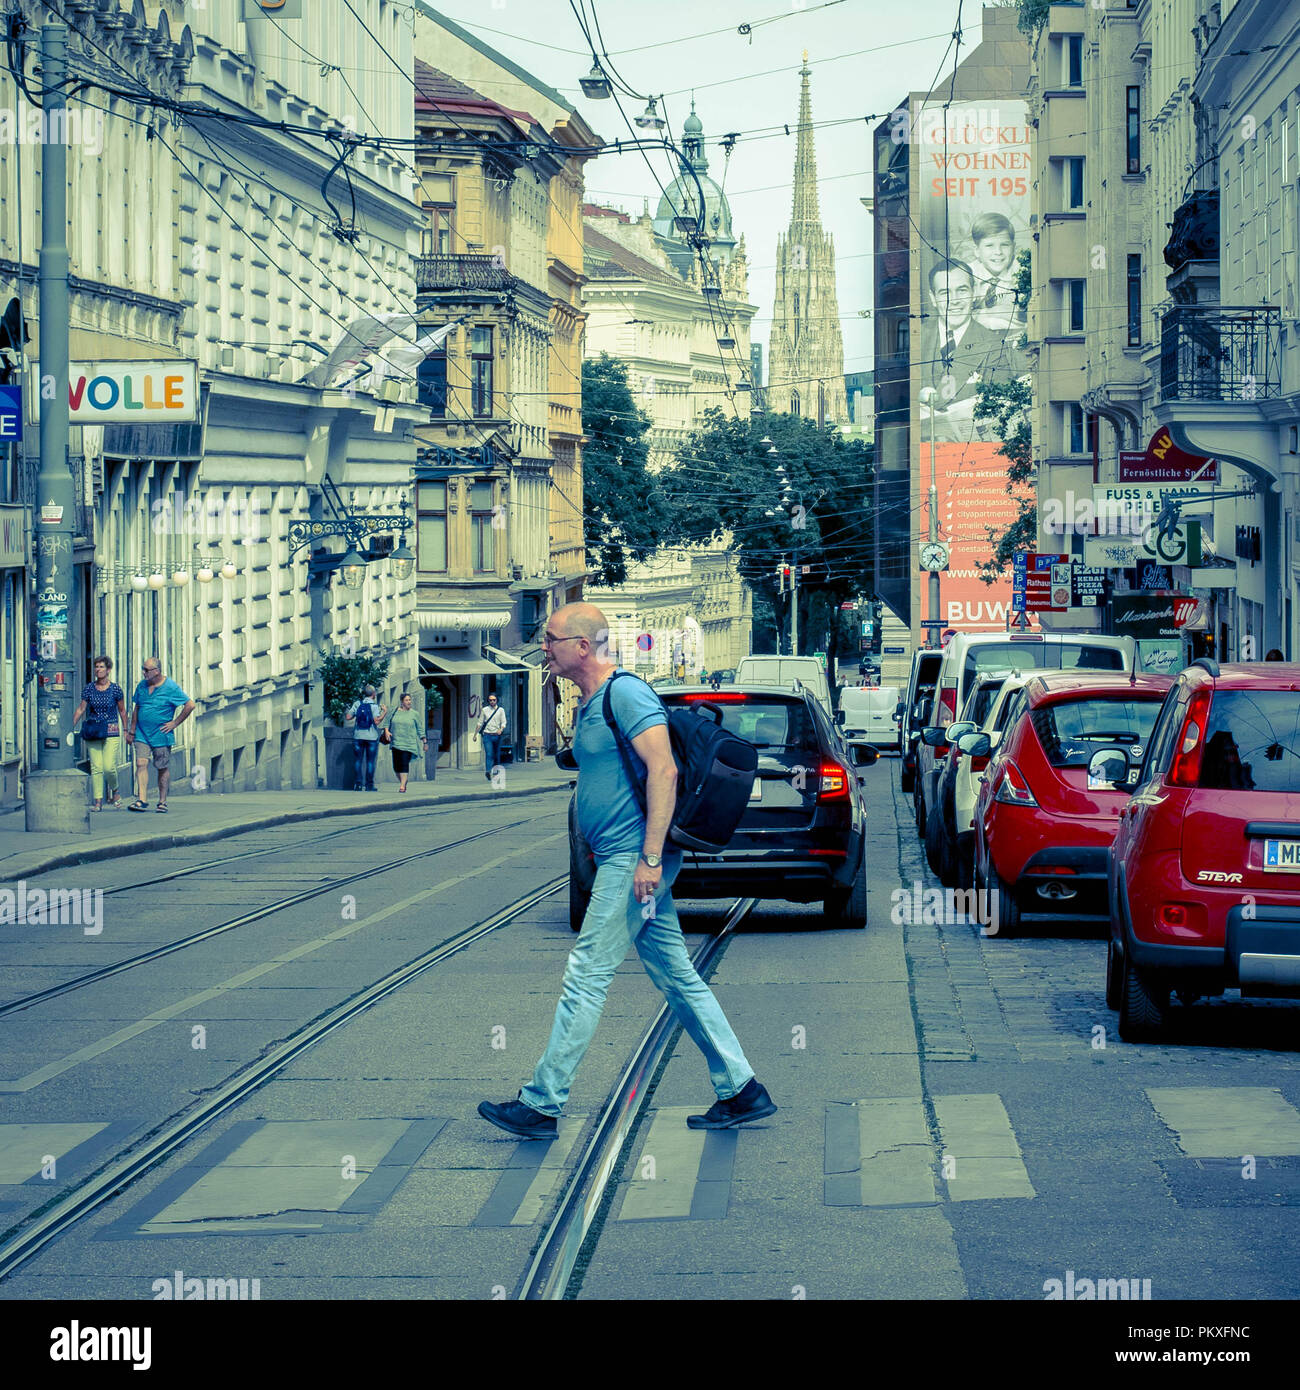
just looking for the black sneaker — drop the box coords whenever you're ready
[686,1078,777,1130]
[477,1094,558,1140]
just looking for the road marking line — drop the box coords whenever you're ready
[471,1117,585,1228]
[824,1099,937,1207]
[1146,1087,1300,1158]
[0,833,566,1094]
[619,1108,709,1220]
[933,1093,1035,1202]
[0,1123,107,1183]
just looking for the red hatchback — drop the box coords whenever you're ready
[972,673,1173,936]
[1107,659,1300,1039]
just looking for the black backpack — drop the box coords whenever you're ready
[602,672,757,853]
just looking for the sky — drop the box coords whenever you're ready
[427,0,988,378]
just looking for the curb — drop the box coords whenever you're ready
[0,780,571,881]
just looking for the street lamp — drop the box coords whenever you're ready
[339,546,367,590]
[389,537,415,582]
[635,96,665,130]
[579,61,612,99]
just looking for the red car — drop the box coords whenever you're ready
[1107,659,1300,1039]
[972,672,1173,937]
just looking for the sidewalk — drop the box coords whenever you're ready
[0,760,573,882]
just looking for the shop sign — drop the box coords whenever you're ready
[0,383,21,441]
[0,505,24,568]
[27,360,198,424]
[1109,593,1188,641]
[1071,565,1106,606]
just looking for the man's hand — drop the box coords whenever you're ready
[634,859,663,904]
[160,721,175,734]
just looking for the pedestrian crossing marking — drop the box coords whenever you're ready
[137,1119,412,1234]
[618,1108,710,1221]
[933,1093,1035,1202]
[1146,1087,1300,1158]
[472,1118,585,1227]
[825,1099,938,1207]
[0,1122,106,1183]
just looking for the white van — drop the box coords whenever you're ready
[837,685,901,751]
[734,656,832,713]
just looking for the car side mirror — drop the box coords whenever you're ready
[1087,748,1129,789]
[850,743,879,767]
[920,726,948,747]
[835,709,845,725]
[913,699,929,721]
[955,731,991,758]
[895,701,905,719]
[946,721,977,742]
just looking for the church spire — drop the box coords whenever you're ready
[791,54,820,229]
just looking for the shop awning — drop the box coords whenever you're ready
[418,652,507,677]
[417,608,512,632]
[483,644,539,672]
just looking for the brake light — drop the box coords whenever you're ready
[993,760,1038,806]
[938,683,958,725]
[818,760,850,800]
[680,692,749,702]
[1026,864,1077,875]
[1168,688,1213,787]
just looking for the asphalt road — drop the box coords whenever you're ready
[2,768,1299,1303]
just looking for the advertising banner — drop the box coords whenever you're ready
[1109,594,1188,642]
[915,98,1032,633]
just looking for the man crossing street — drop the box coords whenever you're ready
[478,601,775,1138]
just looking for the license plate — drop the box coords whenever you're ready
[1263,839,1300,873]
[749,781,762,802]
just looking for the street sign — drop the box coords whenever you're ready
[1071,565,1106,606]
[0,384,21,440]
[636,632,653,651]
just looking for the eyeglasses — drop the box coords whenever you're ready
[541,633,582,646]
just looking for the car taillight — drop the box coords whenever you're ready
[1168,688,1213,787]
[1158,903,1190,928]
[680,692,749,703]
[993,760,1038,807]
[938,683,958,725]
[818,760,850,800]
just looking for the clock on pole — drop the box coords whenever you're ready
[919,541,949,572]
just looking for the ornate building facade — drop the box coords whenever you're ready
[767,58,849,426]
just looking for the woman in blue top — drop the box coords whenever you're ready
[72,656,128,810]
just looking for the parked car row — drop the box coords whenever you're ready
[902,638,1300,1040]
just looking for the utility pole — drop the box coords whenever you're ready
[928,395,940,651]
[26,21,86,834]
[790,552,800,656]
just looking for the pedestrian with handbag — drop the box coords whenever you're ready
[476,692,507,781]
[73,656,127,811]
[385,692,426,793]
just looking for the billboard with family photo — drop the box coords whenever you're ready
[913,98,1032,631]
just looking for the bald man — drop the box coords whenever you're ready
[479,602,775,1137]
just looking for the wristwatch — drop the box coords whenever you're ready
[641,852,662,869]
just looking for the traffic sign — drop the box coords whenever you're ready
[636,632,653,651]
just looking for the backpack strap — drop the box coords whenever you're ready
[601,671,657,815]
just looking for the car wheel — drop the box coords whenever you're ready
[985,861,1020,939]
[955,839,973,892]
[926,801,954,886]
[1118,954,1168,1041]
[1105,936,1123,1011]
[901,758,915,794]
[824,857,868,929]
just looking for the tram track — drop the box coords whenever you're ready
[0,887,757,1291]
[0,813,552,1020]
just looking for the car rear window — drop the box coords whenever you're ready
[665,697,820,752]
[1029,696,1163,768]
[963,643,1125,703]
[1199,691,1300,793]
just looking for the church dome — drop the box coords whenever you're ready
[652,102,735,251]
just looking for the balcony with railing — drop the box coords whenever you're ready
[1159,305,1280,405]
[414,254,517,294]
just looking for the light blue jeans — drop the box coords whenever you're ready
[521,850,755,1117]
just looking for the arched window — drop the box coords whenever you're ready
[790,389,801,417]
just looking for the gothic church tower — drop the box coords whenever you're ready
[767,57,848,424]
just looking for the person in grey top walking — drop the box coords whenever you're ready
[345,685,387,790]
[476,692,507,781]
[385,692,426,793]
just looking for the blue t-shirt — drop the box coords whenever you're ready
[132,678,190,747]
[574,674,667,857]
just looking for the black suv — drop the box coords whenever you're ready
[568,684,877,930]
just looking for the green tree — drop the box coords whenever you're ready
[663,410,874,661]
[581,353,677,586]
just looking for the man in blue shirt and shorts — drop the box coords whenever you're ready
[126,657,195,812]
[479,602,775,1138]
